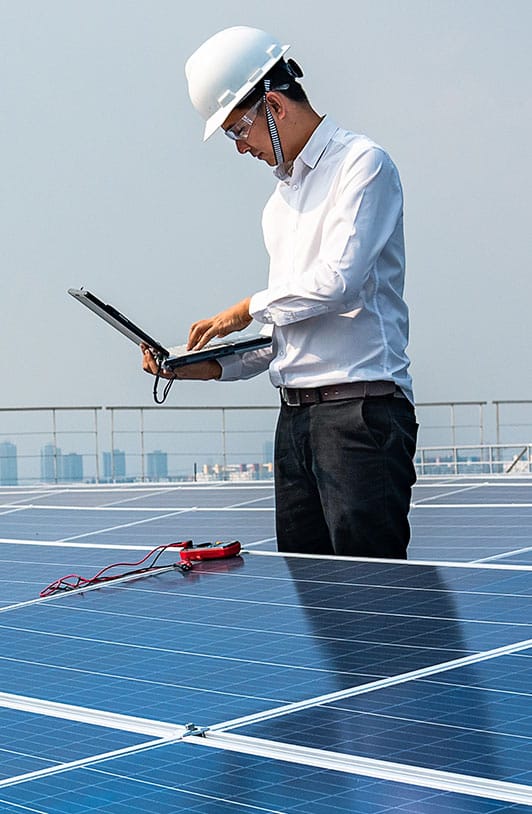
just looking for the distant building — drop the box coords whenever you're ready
[62,453,83,482]
[103,449,126,481]
[41,443,62,482]
[147,450,168,480]
[0,441,18,486]
[262,440,274,465]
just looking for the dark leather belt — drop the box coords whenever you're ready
[280,380,401,406]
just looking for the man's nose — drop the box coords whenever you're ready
[236,139,250,154]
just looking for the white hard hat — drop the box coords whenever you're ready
[185,26,290,141]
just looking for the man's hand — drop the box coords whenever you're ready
[141,345,222,381]
[187,297,252,351]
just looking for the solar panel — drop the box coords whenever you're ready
[0,480,530,811]
[3,740,532,813]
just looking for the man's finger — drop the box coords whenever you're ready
[188,321,214,349]
[189,325,220,350]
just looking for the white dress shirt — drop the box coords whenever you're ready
[220,116,414,403]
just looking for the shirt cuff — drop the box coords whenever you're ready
[249,290,274,323]
[217,354,243,381]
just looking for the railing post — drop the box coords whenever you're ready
[450,403,456,447]
[221,408,227,480]
[52,407,59,483]
[94,407,100,484]
[140,408,145,482]
[110,408,115,482]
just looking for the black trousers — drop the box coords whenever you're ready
[274,395,418,559]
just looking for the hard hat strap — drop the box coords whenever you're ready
[263,79,285,166]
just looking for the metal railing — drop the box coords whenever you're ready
[415,444,532,477]
[0,400,531,484]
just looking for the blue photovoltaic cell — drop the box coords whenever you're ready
[0,545,123,607]
[0,506,275,550]
[0,508,171,541]
[409,507,532,564]
[491,552,532,566]
[232,652,532,784]
[0,484,276,510]
[415,484,532,505]
[0,707,152,781]
[1,740,531,814]
[63,509,274,549]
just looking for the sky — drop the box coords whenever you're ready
[2,0,531,412]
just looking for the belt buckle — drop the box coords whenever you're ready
[281,387,301,407]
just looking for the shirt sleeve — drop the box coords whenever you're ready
[249,146,403,326]
[218,344,274,381]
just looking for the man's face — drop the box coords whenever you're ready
[222,101,277,166]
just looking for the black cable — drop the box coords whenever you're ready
[153,354,175,405]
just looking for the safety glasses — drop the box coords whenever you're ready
[223,97,263,142]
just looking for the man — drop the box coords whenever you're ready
[143,25,418,559]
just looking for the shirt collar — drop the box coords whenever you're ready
[274,115,339,181]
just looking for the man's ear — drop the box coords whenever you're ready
[265,91,287,119]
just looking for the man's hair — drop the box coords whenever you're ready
[237,58,308,109]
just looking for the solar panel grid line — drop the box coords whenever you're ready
[0,596,62,614]
[475,546,532,564]
[34,601,530,656]
[88,582,532,627]
[312,699,532,739]
[1,621,366,679]
[228,497,277,508]
[206,636,532,735]
[0,692,185,738]
[0,539,161,551]
[86,765,290,814]
[244,538,278,548]
[248,549,532,570]
[0,800,49,813]
[185,730,532,806]
[0,736,178,792]
[97,562,532,606]
[56,507,197,543]
[412,483,489,505]
[37,574,532,604]
[0,745,59,775]
[0,505,274,512]
[0,561,188,614]
[24,485,276,497]
[0,489,71,504]
[0,648,291,708]
[6,745,531,814]
[0,508,32,520]
[99,486,191,508]
[415,503,532,508]
[0,649,298,709]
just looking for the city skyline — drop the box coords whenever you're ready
[0,435,526,485]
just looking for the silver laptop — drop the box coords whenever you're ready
[68,288,272,370]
